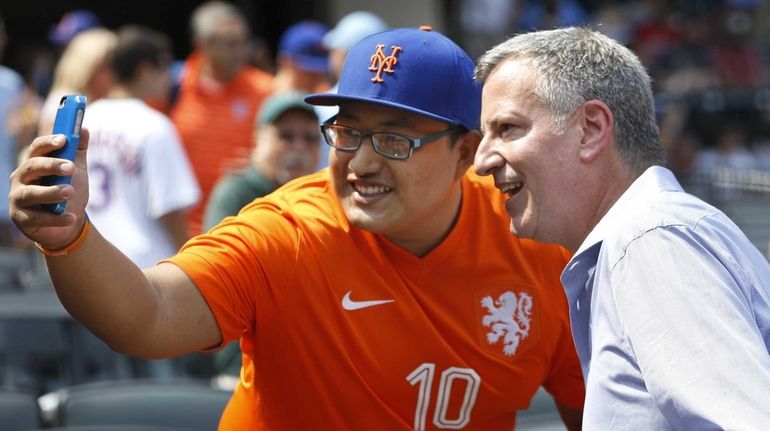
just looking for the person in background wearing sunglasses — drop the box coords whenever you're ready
[8,27,584,429]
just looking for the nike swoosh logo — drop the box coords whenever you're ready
[341,291,395,311]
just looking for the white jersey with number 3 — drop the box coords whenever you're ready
[84,98,200,267]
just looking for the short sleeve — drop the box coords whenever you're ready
[163,201,301,344]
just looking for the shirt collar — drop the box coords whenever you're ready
[573,165,683,257]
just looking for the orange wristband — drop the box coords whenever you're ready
[35,217,92,257]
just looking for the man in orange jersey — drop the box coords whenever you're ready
[9,27,584,430]
[171,1,273,235]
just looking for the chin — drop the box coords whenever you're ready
[342,203,386,233]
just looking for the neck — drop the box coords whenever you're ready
[385,183,464,257]
[568,161,637,252]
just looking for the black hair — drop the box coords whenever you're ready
[111,25,171,84]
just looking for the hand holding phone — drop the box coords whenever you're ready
[41,94,87,214]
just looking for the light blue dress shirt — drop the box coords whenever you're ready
[562,166,770,429]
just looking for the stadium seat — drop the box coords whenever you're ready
[0,247,33,291]
[0,388,43,430]
[53,379,231,430]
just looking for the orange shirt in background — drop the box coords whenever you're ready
[166,171,584,430]
[170,51,273,235]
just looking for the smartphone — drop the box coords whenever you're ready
[41,95,87,214]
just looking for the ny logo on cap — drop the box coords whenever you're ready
[368,44,403,83]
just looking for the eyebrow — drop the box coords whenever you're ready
[487,109,527,129]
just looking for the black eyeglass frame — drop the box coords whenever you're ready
[319,114,465,160]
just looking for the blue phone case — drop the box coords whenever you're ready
[41,94,87,214]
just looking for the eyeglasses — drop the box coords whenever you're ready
[320,115,464,160]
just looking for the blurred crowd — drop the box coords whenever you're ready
[2,0,770,247]
[1,0,770,391]
[0,2,368,249]
[0,1,392,394]
[459,0,770,186]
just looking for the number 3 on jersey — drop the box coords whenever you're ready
[407,363,480,430]
[87,163,111,212]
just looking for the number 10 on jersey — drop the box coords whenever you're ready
[407,363,481,430]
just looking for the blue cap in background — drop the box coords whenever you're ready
[278,21,330,74]
[305,27,481,131]
[48,9,102,47]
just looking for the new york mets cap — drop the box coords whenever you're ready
[305,26,481,131]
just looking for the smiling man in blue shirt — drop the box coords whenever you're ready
[473,27,770,429]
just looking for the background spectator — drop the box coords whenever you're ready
[204,91,319,231]
[83,25,201,380]
[36,28,116,136]
[271,20,331,94]
[170,0,273,236]
[0,10,23,246]
[85,25,199,269]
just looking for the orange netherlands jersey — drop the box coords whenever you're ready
[166,170,584,430]
[170,52,274,235]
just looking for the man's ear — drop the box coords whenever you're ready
[579,100,614,163]
[455,129,481,179]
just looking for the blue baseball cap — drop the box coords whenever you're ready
[278,21,330,74]
[48,9,102,47]
[305,26,480,131]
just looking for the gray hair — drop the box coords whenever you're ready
[190,1,246,41]
[475,27,664,173]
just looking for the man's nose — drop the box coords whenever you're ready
[347,135,383,173]
[474,135,503,176]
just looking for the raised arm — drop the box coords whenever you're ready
[8,130,220,358]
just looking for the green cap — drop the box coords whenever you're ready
[257,91,317,125]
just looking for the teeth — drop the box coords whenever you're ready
[499,182,523,193]
[355,185,392,196]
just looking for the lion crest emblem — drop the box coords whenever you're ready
[481,291,533,356]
